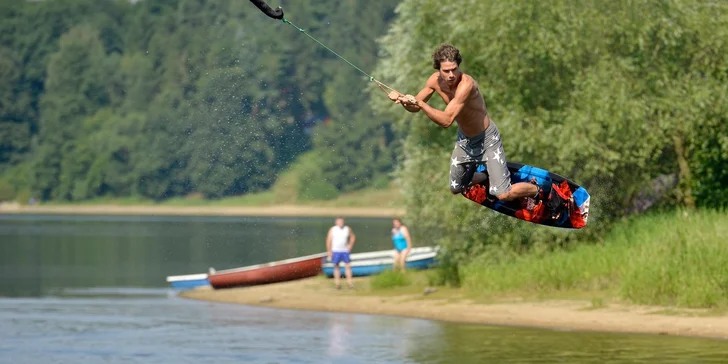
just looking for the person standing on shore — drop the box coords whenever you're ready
[326,217,356,289]
[391,218,413,272]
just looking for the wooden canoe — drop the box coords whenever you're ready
[208,252,327,289]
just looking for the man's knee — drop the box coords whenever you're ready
[450,185,466,194]
[450,165,476,195]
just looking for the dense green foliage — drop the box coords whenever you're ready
[372,0,728,275]
[0,0,397,202]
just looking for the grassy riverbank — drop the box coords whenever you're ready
[458,209,728,309]
[0,184,405,217]
[1,163,404,213]
[33,184,402,209]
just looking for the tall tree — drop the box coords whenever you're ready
[1,0,401,202]
[372,0,728,262]
[33,25,114,200]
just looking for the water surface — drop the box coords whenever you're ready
[1,214,726,363]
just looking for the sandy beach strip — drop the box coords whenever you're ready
[180,276,728,341]
[0,204,404,218]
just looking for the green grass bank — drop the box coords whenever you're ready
[3,157,403,210]
[366,210,728,310]
[458,209,728,308]
[34,185,401,209]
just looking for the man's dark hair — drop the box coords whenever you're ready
[432,44,462,70]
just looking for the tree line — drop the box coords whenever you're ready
[372,0,728,273]
[0,0,398,202]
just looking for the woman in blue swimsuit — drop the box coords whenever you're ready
[391,218,413,272]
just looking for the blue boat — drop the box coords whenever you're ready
[166,273,210,290]
[322,246,439,278]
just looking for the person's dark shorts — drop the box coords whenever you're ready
[449,121,512,196]
[331,251,351,265]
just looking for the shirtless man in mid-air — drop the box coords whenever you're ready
[388,44,560,212]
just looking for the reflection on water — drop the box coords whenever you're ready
[2,214,728,363]
[328,314,353,357]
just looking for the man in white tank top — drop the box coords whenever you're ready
[326,217,356,289]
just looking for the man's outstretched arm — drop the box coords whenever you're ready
[416,77,472,128]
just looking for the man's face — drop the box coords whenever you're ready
[335,218,344,227]
[438,61,460,86]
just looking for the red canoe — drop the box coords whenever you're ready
[208,252,327,289]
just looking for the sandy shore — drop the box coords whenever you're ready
[181,276,728,340]
[0,204,404,218]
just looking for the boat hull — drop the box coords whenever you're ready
[209,253,326,289]
[166,273,209,290]
[322,247,439,278]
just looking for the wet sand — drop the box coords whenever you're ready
[0,204,403,218]
[181,276,728,340]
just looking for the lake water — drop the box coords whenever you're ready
[1,214,727,363]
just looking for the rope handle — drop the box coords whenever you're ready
[249,0,284,19]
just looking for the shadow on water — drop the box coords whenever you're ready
[408,321,728,363]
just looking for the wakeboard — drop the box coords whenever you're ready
[462,162,590,229]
